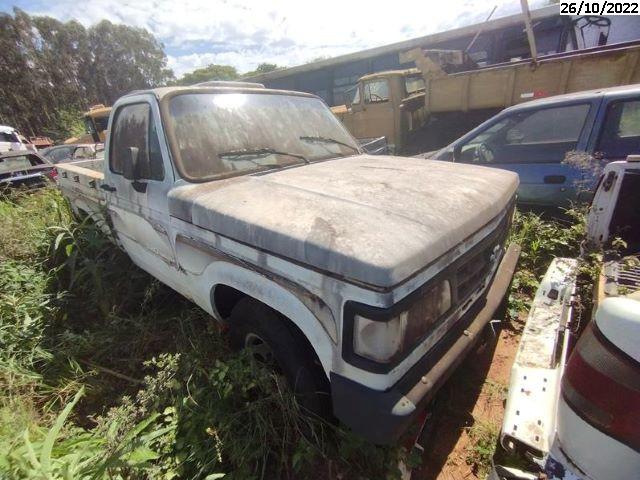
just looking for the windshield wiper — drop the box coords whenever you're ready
[219,148,308,164]
[299,136,359,153]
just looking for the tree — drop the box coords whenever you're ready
[174,64,239,86]
[89,20,173,104]
[0,8,174,141]
[243,62,281,77]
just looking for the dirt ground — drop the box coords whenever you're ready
[411,322,522,480]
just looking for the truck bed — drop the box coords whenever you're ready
[56,159,106,219]
[409,40,640,113]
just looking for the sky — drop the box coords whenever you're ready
[0,0,547,78]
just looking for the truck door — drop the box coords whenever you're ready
[351,78,396,150]
[453,102,595,207]
[101,99,178,285]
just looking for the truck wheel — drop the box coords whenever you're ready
[228,297,332,419]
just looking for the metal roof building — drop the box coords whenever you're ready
[245,6,640,106]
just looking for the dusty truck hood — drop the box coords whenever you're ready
[168,155,518,288]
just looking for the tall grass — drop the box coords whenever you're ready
[505,208,586,323]
[0,188,587,479]
[0,187,406,479]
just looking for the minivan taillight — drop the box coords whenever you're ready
[562,322,640,451]
[46,167,58,180]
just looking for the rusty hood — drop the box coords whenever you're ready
[168,155,518,288]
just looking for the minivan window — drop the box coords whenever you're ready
[453,103,590,164]
[0,132,19,143]
[597,100,640,160]
[363,79,389,103]
[110,103,164,181]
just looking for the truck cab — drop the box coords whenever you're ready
[331,69,427,154]
[64,104,111,145]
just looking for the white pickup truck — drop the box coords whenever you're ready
[57,82,520,444]
[491,157,640,479]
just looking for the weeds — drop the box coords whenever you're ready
[0,187,588,479]
[0,187,406,479]
[465,420,500,478]
[505,207,586,326]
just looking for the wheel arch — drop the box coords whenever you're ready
[206,262,335,376]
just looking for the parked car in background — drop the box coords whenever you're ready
[490,156,640,480]
[56,82,521,444]
[0,151,56,189]
[0,125,30,153]
[431,84,640,207]
[41,143,103,164]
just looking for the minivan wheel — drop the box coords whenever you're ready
[228,297,332,419]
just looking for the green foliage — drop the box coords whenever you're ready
[174,64,240,86]
[43,109,88,143]
[0,189,589,479]
[506,208,586,321]
[465,420,500,477]
[0,188,71,262]
[243,63,281,78]
[0,8,174,138]
[0,187,406,479]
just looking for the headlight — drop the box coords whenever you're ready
[352,280,452,364]
[353,312,408,363]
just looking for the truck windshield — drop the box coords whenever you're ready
[166,92,360,181]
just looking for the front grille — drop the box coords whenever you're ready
[451,206,512,309]
[401,204,512,347]
[603,256,640,297]
[456,250,492,302]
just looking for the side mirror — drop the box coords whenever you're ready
[122,146,139,180]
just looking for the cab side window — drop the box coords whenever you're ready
[363,79,389,104]
[351,85,361,105]
[597,99,640,160]
[110,103,164,181]
[456,104,590,164]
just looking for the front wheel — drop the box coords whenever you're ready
[228,297,332,419]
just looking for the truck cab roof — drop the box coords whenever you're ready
[358,68,421,82]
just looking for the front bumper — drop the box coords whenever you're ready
[331,243,521,444]
[489,440,590,480]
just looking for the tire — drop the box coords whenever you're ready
[228,297,332,419]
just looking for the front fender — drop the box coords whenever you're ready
[200,261,336,376]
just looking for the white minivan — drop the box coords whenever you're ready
[0,125,29,153]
